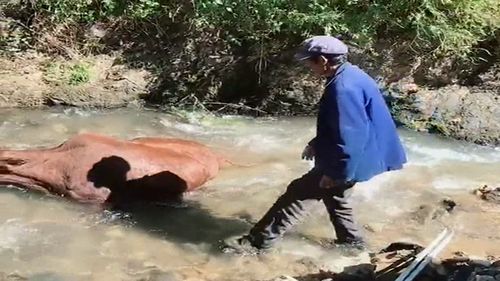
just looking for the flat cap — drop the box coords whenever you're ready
[294,35,348,60]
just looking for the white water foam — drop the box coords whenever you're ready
[0,219,38,253]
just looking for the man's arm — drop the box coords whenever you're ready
[321,84,370,182]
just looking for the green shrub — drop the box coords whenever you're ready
[33,0,179,22]
[68,63,90,85]
[27,0,500,58]
[42,61,91,86]
[194,0,500,57]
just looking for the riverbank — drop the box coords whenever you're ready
[1,0,499,146]
[1,49,498,146]
[0,53,149,108]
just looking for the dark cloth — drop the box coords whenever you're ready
[246,168,362,249]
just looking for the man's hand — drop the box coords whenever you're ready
[319,175,336,189]
[301,145,315,160]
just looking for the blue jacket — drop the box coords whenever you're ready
[310,62,407,182]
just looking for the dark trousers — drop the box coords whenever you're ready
[246,168,363,249]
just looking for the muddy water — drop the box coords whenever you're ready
[0,107,499,281]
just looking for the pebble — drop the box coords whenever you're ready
[363,223,384,233]
[273,276,298,281]
[471,260,493,267]
[473,276,496,281]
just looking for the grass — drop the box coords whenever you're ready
[68,63,90,86]
[42,60,91,86]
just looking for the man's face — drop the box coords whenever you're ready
[304,56,329,77]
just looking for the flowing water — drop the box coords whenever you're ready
[0,107,499,281]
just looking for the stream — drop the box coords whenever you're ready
[0,107,499,281]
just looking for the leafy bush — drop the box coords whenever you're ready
[32,0,186,23]
[194,0,500,57]
[26,0,500,58]
[42,61,91,86]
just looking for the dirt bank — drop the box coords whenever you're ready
[2,50,498,146]
[0,53,150,108]
[1,15,499,146]
[385,83,500,146]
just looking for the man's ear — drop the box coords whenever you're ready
[319,55,328,66]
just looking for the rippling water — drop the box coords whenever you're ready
[0,107,499,280]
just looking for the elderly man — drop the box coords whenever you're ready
[226,36,407,253]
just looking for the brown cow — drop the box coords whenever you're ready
[0,133,227,205]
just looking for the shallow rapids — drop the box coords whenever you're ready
[0,107,499,281]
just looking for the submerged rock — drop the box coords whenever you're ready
[410,198,457,224]
[272,276,300,281]
[0,272,27,281]
[474,185,500,204]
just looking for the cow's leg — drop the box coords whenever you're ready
[0,149,57,192]
[0,151,49,193]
